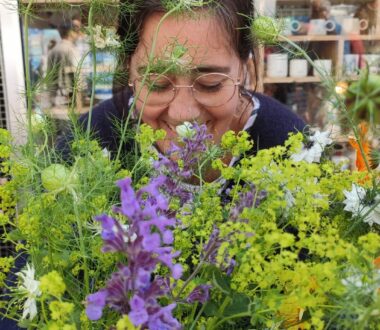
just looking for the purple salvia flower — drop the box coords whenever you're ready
[186,284,212,304]
[153,123,213,205]
[95,214,129,253]
[117,177,141,218]
[86,290,108,321]
[148,303,181,330]
[229,184,267,222]
[86,174,183,327]
[105,265,132,314]
[202,226,236,275]
[129,295,149,326]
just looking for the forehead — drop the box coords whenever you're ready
[133,12,237,67]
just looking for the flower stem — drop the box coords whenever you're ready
[70,189,90,295]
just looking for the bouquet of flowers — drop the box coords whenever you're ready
[0,1,379,329]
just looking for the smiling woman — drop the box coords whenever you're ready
[58,0,305,168]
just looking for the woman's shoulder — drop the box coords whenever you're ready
[248,92,306,151]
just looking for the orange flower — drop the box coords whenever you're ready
[374,256,380,269]
[349,122,372,172]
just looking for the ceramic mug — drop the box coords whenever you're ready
[267,53,288,77]
[282,17,302,35]
[313,59,332,77]
[342,18,368,34]
[289,59,308,77]
[343,54,359,75]
[308,19,336,35]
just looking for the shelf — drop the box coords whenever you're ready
[263,76,321,84]
[284,35,341,42]
[281,34,380,42]
[21,0,118,3]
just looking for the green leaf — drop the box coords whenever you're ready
[203,300,218,317]
[211,267,231,294]
[223,293,251,316]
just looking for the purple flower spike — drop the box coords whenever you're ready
[186,284,212,304]
[171,264,183,280]
[148,303,181,330]
[117,177,141,218]
[86,290,108,321]
[95,214,127,253]
[129,295,149,326]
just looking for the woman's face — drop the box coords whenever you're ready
[129,12,246,154]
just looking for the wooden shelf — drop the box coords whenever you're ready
[281,34,380,42]
[263,76,321,84]
[284,35,341,42]
[21,0,118,3]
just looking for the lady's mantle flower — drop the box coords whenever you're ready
[291,130,332,163]
[17,263,41,320]
[92,25,121,49]
[343,184,366,216]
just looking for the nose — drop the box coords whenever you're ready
[167,87,201,123]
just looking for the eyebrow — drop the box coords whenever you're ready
[137,65,231,75]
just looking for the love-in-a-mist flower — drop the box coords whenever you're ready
[361,195,380,226]
[343,183,366,217]
[17,263,41,320]
[291,130,332,163]
[176,121,195,139]
[92,25,120,49]
[251,16,281,44]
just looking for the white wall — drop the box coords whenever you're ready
[0,0,26,144]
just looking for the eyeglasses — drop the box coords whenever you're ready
[129,73,241,107]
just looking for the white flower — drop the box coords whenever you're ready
[17,263,41,320]
[92,25,120,49]
[310,130,333,148]
[176,121,195,138]
[105,29,121,48]
[291,130,332,163]
[342,267,380,295]
[361,196,380,226]
[102,147,111,159]
[93,25,106,49]
[342,184,366,216]
[290,143,320,163]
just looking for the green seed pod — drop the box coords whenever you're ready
[41,164,77,192]
[251,16,281,45]
[345,73,380,127]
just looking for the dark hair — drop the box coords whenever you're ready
[118,0,254,60]
[58,22,76,39]
[113,0,255,106]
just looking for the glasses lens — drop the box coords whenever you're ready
[193,73,237,107]
[135,74,175,106]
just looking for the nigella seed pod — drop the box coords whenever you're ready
[251,16,281,45]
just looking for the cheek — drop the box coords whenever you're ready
[209,94,239,119]
[135,101,163,126]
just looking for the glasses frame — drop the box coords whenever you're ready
[128,72,242,108]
